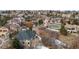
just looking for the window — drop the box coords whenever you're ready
[67,28,71,30]
[3,30,7,32]
[35,36,38,38]
[0,30,2,32]
[1,34,5,38]
[27,41,30,47]
[71,28,75,30]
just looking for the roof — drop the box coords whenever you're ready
[0,27,9,36]
[16,29,36,41]
[65,24,77,28]
[0,27,8,30]
[48,23,61,30]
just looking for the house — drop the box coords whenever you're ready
[25,20,33,29]
[50,18,61,24]
[6,22,20,33]
[7,17,21,25]
[62,14,71,18]
[65,24,79,33]
[43,18,50,27]
[65,24,77,33]
[16,29,41,48]
[6,16,24,32]
[7,15,25,25]
[0,27,10,48]
[37,27,61,49]
[0,27,9,38]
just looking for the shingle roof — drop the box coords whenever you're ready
[16,29,36,41]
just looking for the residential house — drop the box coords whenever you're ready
[62,14,71,18]
[0,27,10,48]
[65,24,77,33]
[9,23,20,32]
[6,16,25,32]
[50,17,61,24]
[16,28,41,48]
[43,17,50,27]
[0,27,9,39]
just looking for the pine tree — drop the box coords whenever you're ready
[12,38,21,49]
[38,19,43,25]
[60,24,68,35]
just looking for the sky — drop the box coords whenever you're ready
[0,0,79,10]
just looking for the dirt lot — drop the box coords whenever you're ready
[59,34,77,49]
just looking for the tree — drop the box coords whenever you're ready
[60,24,68,35]
[38,19,43,25]
[0,15,12,26]
[60,19,66,25]
[0,20,7,26]
[12,38,21,49]
[5,16,12,20]
[72,19,79,25]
